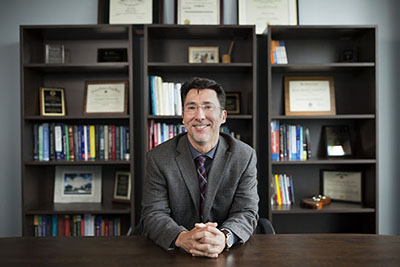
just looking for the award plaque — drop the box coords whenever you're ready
[97,48,128,62]
[40,87,66,116]
[84,81,128,115]
[321,170,362,203]
[45,44,65,64]
[113,171,131,202]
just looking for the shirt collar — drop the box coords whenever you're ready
[187,138,219,160]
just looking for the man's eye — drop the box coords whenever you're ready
[187,106,196,110]
[204,105,213,110]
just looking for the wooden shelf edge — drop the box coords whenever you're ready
[271,159,376,165]
[24,160,131,166]
[271,114,375,120]
[25,115,130,120]
[271,203,375,214]
[25,203,131,215]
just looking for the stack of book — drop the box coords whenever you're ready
[149,75,183,116]
[33,214,121,237]
[271,120,311,161]
[271,174,295,206]
[270,40,288,64]
[33,123,130,162]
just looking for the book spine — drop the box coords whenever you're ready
[90,125,96,160]
[271,120,280,161]
[104,125,109,160]
[274,174,282,205]
[68,125,74,161]
[115,126,120,160]
[49,123,55,161]
[73,125,79,160]
[99,125,105,160]
[112,125,116,160]
[33,124,39,161]
[95,124,99,160]
[64,124,69,161]
[38,124,43,161]
[42,123,50,161]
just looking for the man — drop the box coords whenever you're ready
[141,77,259,258]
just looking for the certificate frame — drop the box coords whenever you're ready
[225,92,241,114]
[113,171,131,203]
[84,80,128,115]
[54,166,102,203]
[238,0,299,34]
[98,0,163,24]
[284,76,336,116]
[175,0,223,25]
[320,170,362,203]
[40,87,66,116]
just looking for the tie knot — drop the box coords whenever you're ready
[196,155,207,166]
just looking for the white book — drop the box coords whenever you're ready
[156,76,163,115]
[176,83,182,115]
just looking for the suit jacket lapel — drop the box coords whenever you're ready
[203,136,231,220]
[176,135,201,217]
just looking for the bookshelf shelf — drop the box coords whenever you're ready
[26,203,131,215]
[271,159,376,165]
[271,202,375,214]
[25,115,130,121]
[24,160,131,166]
[271,115,375,120]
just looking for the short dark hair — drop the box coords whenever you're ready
[181,77,226,109]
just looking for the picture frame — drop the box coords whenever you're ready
[284,76,336,116]
[84,80,128,115]
[97,48,128,62]
[176,0,223,25]
[323,125,352,157]
[238,0,298,34]
[45,44,65,64]
[188,46,219,63]
[113,171,131,203]
[54,166,102,203]
[320,170,362,203]
[40,87,66,116]
[98,0,163,24]
[225,92,241,114]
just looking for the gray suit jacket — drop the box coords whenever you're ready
[141,133,259,250]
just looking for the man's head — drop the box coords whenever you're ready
[181,77,227,153]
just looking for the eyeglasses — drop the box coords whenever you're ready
[184,104,222,115]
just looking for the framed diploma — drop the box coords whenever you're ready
[109,0,152,24]
[113,171,131,203]
[238,0,298,34]
[40,87,66,116]
[84,81,128,115]
[321,170,362,203]
[176,0,223,25]
[284,76,336,116]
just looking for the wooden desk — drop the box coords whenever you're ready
[1,234,399,266]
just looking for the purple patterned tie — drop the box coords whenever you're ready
[196,155,207,219]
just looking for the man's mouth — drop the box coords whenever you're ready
[194,125,209,130]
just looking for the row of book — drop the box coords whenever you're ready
[271,174,295,205]
[148,120,186,150]
[149,75,183,116]
[33,214,121,237]
[270,40,288,64]
[33,123,130,162]
[271,121,311,161]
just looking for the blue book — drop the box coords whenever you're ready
[270,120,280,161]
[150,75,157,115]
[296,125,300,160]
[33,124,39,161]
[52,215,58,236]
[42,123,50,161]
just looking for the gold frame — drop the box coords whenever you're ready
[113,171,131,203]
[40,87,66,116]
[284,76,336,116]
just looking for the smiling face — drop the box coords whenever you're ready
[183,88,227,153]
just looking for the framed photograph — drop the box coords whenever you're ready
[225,92,240,114]
[40,87,66,116]
[320,170,362,203]
[113,171,131,202]
[54,166,102,203]
[45,44,65,64]
[188,46,219,63]
[176,0,222,25]
[84,80,128,115]
[98,0,163,24]
[284,76,336,116]
[323,125,352,157]
[238,0,298,34]
[97,48,128,62]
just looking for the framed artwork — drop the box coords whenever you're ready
[188,46,219,63]
[40,87,66,116]
[225,92,241,114]
[238,0,298,34]
[176,0,223,25]
[320,170,362,203]
[113,171,131,202]
[54,166,102,203]
[284,76,336,116]
[84,80,128,115]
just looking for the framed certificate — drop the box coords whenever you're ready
[176,0,222,25]
[321,170,362,203]
[284,76,336,116]
[238,0,298,34]
[40,87,66,116]
[113,171,131,203]
[84,81,128,115]
[109,0,152,24]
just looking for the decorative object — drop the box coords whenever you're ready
[54,166,102,203]
[238,0,298,34]
[176,0,222,25]
[222,41,234,64]
[40,87,66,116]
[109,0,152,24]
[301,195,331,209]
[84,80,128,115]
[113,171,131,202]
[340,47,359,62]
[323,125,352,157]
[225,92,240,114]
[97,48,128,62]
[45,44,65,64]
[284,76,336,116]
[188,46,219,63]
[321,170,362,203]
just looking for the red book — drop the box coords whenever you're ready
[112,125,116,160]
[104,218,109,236]
[81,216,85,236]
[64,215,71,237]
[57,216,64,236]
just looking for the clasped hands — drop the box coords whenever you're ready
[175,222,226,258]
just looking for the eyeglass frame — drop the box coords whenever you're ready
[183,103,225,114]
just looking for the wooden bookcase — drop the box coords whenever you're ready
[20,25,136,236]
[263,26,378,233]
